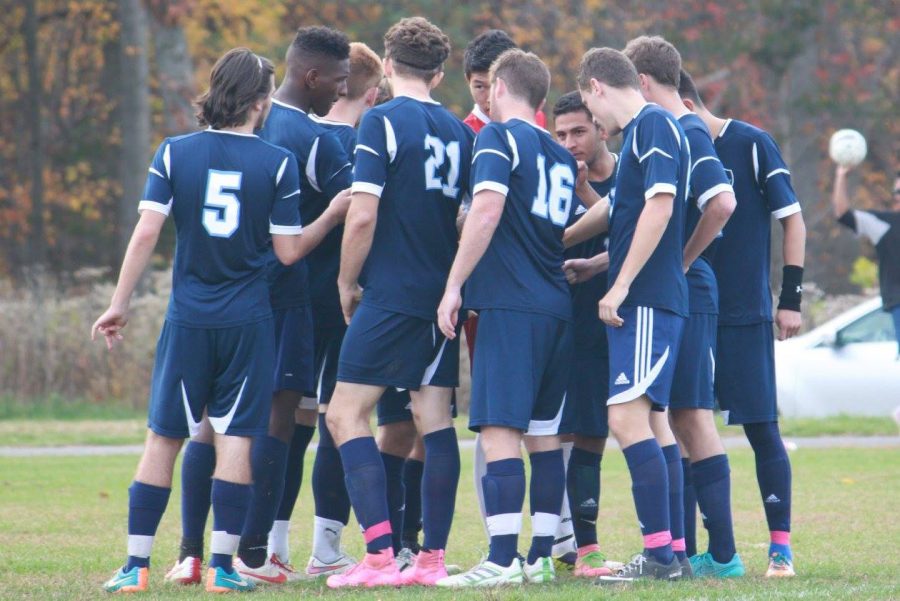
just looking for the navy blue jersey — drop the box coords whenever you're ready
[712,119,801,325]
[566,172,616,350]
[141,129,302,328]
[680,114,734,315]
[466,119,576,321]
[311,115,358,161]
[609,104,689,316]
[353,96,474,319]
[259,100,352,321]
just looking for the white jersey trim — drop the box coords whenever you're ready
[473,148,510,163]
[138,199,172,217]
[269,223,303,235]
[473,181,509,196]
[771,202,801,220]
[352,181,384,197]
[696,183,734,211]
[525,393,566,436]
[644,183,677,200]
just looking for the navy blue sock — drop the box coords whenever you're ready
[180,441,215,561]
[744,422,792,557]
[662,445,686,560]
[126,481,171,570]
[312,414,350,524]
[623,439,673,565]
[527,449,565,564]
[482,458,526,568]
[275,425,315,522]
[682,458,697,558]
[210,479,251,571]
[339,437,392,554]
[692,454,736,563]
[422,428,460,551]
[381,452,406,554]
[567,447,602,548]
[401,458,424,549]
[238,436,288,568]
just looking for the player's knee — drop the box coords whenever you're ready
[294,407,317,428]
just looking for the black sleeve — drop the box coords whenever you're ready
[837,209,857,232]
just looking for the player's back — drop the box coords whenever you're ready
[353,96,474,319]
[153,129,299,327]
[466,119,576,321]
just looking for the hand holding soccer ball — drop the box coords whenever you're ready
[828,129,867,169]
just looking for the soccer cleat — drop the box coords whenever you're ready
[765,552,795,578]
[103,566,148,593]
[679,556,694,579]
[268,554,305,582]
[523,556,556,583]
[325,548,402,588]
[395,547,416,572]
[205,566,256,592]
[596,552,682,584]
[164,556,202,585]
[234,556,287,585]
[436,558,524,588]
[552,533,577,569]
[573,545,614,578]
[399,549,449,586]
[306,550,357,577]
[689,552,746,579]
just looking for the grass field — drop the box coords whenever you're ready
[1,446,898,600]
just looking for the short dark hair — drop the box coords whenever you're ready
[464,29,517,77]
[678,69,705,108]
[384,17,451,82]
[622,35,681,88]
[577,47,639,91]
[290,26,350,62]
[196,48,274,129]
[553,90,593,122]
[490,49,549,111]
[346,42,383,100]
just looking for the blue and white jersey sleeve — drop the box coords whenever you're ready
[352,111,392,198]
[270,154,303,235]
[754,132,800,219]
[471,123,516,197]
[687,130,733,211]
[140,140,174,216]
[313,132,353,201]
[634,112,682,201]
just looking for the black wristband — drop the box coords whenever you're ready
[778,265,804,311]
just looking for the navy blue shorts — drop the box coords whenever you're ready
[607,306,684,410]
[559,346,609,438]
[469,309,572,435]
[273,305,315,396]
[715,322,777,424]
[670,313,717,411]
[313,322,346,405]
[376,388,459,426]
[337,304,459,390]
[148,319,274,439]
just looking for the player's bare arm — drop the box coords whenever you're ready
[776,211,806,340]
[681,189,736,271]
[600,193,673,327]
[337,190,380,324]
[563,196,610,248]
[563,251,609,285]
[272,187,352,266]
[437,190,506,339]
[831,163,854,217]
[91,209,167,350]
[574,162,605,208]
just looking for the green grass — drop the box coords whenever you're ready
[0,395,144,421]
[1,447,898,599]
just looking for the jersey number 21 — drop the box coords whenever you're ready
[424,135,461,198]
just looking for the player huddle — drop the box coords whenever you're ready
[93,17,807,593]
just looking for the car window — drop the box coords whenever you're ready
[837,309,896,345]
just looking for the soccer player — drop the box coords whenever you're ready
[552,91,620,578]
[679,70,806,578]
[622,36,743,579]
[94,48,345,593]
[435,49,574,587]
[324,17,473,588]
[569,47,689,583]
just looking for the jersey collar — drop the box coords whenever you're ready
[272,98,307,114]
[205,127,257,138]
[471,103,491,124]
[717,118,733,138]
[396,93,441,105]
[310,114,354,127]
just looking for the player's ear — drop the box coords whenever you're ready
[364,86,378,108]
[305,67,319,89]
[590,78,602,97]
[382,57,393,78]
[430,69,445,89]
[681,97,695,112]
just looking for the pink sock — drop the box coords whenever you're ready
[770,530,791,546]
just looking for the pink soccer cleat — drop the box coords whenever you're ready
[400,549,449,586]
[573,544,615,578]
[325,548,402,589]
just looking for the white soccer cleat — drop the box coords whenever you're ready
[234,555,289,585]
[436,558,524,588]
[306,550,357,577]
[524,556,556,583]
[164,556,202,585]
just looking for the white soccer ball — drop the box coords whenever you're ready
[829,129,867,167]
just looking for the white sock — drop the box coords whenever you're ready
[311,516,344,563]
[267,520,290,563]
[552,442,576,556]
[127,534,153,562]
[474,433,490,537]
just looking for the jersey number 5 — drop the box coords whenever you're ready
[424,135,461,198]
[203,170,242,238]
[531,155,574,227]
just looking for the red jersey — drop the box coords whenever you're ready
[463,104,547,133]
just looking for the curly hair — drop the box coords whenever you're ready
[290,26,350,61]
[384,17,450,82]
[195,48,274,129]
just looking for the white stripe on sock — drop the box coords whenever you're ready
[210,531,241,555]
[486,512,523,536]
[127,534,154,558]
[531,512,561,538]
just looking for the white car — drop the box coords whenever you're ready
[774,297,900,418]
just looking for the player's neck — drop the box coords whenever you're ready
[701,111,728,138]
[273,80,312,113]
[390,76,434,103]
[653,89,690,118]
[496,100,538,126]
[324,101,360,126]
[612,89,648,130]
[588,148,616,181]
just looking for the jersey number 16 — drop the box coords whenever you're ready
[531,155,574,227]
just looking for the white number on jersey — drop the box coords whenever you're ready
[203,170,242,238]
[424,135,461,198]
[530,154,574,227]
